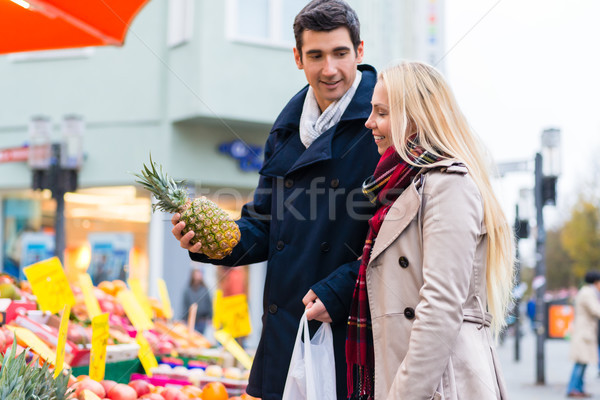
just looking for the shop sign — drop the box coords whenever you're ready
[0,146,28,163]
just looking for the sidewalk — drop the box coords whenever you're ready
[498,331,600,399]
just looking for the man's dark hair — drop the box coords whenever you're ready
[293,0,361,57]
[584,270,600,284]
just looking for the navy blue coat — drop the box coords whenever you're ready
[191,65,380,400]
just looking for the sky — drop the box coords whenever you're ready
[444,0,600,230]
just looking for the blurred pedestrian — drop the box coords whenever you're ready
[183,266,212,335]
[345,61,513,399]
[527,295,536,332]
[567,270,600,398]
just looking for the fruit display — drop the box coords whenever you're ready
[134,157,241,260]
[0,271,258,399]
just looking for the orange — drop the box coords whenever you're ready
[201,382,228,400]
[98,281,116,295]
[240,394,260,400]
[112,279,128,293]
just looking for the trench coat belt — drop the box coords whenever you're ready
[463,308,492,328]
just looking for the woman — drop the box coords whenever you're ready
[183,267,213,334]
[346,61,514,400]
[567,270,600,398]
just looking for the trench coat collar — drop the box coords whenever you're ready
[367,158,465,263]
[260,65,376,178]
[368,183,421,264]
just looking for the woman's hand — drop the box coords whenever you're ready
[302,289,332,323]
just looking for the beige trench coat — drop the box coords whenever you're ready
[366,160,507,400]
[570,284,600,364]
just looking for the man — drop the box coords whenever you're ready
[172,1,380,398]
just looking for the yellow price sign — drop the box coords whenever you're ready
[78,273,101,319]
[23,257,75,314]
[214,329,253,370]
[128,278,153,320]
[89,313,110,381]
[214,292,252,338]
[157,279,173,320]
[6,326,61,366]
[54,304,71,378]
[136,332,158,377]
[117,289,154,331]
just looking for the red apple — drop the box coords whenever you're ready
[106,384,137,400]
[128,379,151,397]
[73,379,106,398]
[99,381,118,395]
[161,388,185,400]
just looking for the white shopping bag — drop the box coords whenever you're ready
[282,311,337,400]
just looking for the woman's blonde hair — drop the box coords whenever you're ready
[380,61,515,333]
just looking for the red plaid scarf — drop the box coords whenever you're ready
[346,145,440,399]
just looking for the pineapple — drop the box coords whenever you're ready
[0,335,73,399]
[134,156,241,259]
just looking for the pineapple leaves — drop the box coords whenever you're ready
[0,333,73,400]
[132,154,189,213]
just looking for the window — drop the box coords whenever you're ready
[168,0,194,47]
[226,0,306,47]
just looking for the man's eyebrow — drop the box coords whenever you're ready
[305,46,351,55]
[333,46,351,52]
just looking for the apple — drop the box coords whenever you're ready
[73,379,106,398]
[99,381,117,395]
[160,388,185,400]
[106,383,137,400]
[128,379,151,397]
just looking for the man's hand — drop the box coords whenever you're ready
[302,289,332,323]
[171,213,203,253]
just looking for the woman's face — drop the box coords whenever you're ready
[365,81,391,155]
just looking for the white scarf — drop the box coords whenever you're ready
[299,70,362,148]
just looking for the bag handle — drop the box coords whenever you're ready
[301,311,318,400]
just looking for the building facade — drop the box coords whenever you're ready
[0,0,444,345]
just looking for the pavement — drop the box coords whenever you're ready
[498,330,600,399]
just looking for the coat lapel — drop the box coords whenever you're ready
[369,182,421,264]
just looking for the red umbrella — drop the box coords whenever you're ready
[0,0,150,55]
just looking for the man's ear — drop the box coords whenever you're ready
[293,47,304,70]
[355,41,365,63]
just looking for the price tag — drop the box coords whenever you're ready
[212,289,223,330]
[136,332,158,376]
[157,279,173,320]
[78,273,101,319]
[214,329,253,370]
[23,257,75,314]
[128,278,153,320]
[214,293,252,338]
[117,289,154,331]
[54,304,71,378]
[89,313,110,381]
[6,326,60,365]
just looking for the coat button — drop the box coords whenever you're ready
[398,256,409,268]
[276,241,285,251]
[284,178,294,188]
[330,178,340,188]
[404,307,415,320]
[268,304,278,314]
[320,242,330,252]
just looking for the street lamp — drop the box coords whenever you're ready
[534,127,561,384]
[28,115,84,264]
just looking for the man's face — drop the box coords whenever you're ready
[293,27,364,112]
